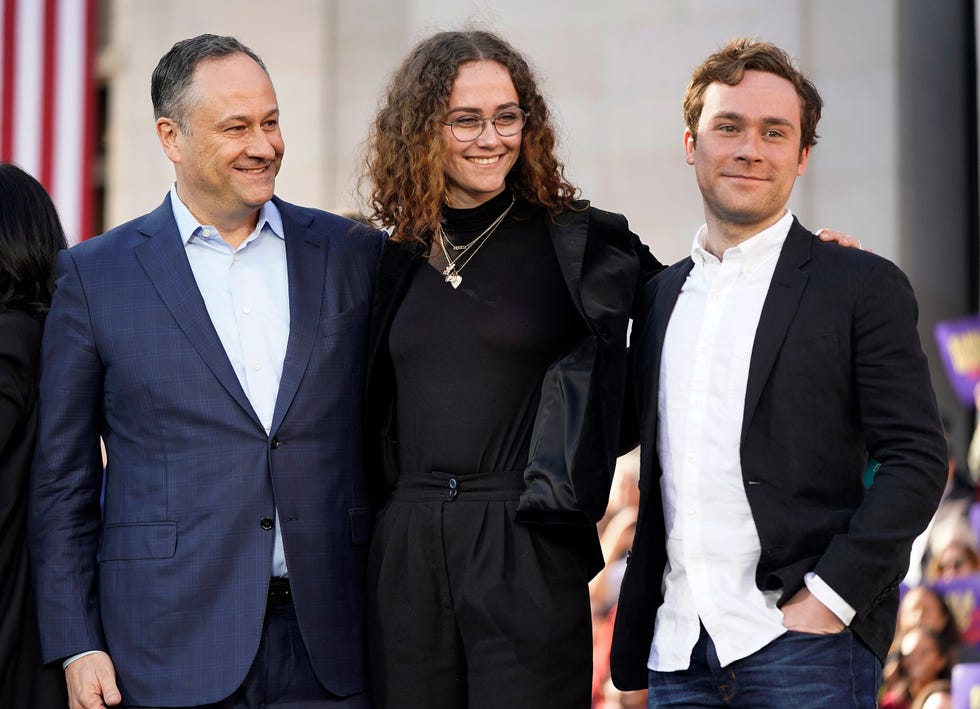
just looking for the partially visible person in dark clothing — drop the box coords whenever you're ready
[0,162,69,708]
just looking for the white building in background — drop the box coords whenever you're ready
[98,0,976,445]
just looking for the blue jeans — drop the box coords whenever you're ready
[648,624,881,708]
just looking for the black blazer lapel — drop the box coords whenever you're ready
[544,205,589,318]
[366,239,425,384]
[741,219,812,443]
[272,201,324,433]
[364,238,425,498]
[643,259,693,424]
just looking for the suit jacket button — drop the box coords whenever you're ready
[271,437,280,449]
[260,517,274,530]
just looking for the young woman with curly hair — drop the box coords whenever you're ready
[361,30,662,708]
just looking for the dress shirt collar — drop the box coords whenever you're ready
[168,182,283,246]
[690,210,795,272]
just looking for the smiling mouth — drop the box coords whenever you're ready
[467,156,501,166]
[237,165,270,174]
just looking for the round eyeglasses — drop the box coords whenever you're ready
[440,109,529,142]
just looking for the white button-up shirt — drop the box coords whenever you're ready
[649,211,852,671]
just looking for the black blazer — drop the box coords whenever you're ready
[610,218,948,689]
[364,203,662,574]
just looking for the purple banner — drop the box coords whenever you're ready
[952,662,980,709]
[935,315,980,408]
[932,573,980,649]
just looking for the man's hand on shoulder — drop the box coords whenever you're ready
[816,228,870,252]
[65,652,121,709]
[781,586,846,635]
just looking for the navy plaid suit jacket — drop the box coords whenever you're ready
[29,195,383,706]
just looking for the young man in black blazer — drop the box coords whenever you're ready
[610,38,947,707]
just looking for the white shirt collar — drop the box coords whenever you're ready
[168,182,284,245]
[691,210,795,271]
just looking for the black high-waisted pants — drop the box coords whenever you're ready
[367,469,593,708]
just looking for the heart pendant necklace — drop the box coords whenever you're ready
[437,195,515,290]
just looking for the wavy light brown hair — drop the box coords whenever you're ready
[683,38,823,156]
[363,30,580,246]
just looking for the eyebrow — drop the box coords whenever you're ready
[445,101,520,115]
[219,107,280,124]
[709,111,796,128]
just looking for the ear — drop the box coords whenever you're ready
[156,117,182,164]
[684,128,696,166]
[796,145,811,176]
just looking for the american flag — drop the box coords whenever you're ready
[0,0,97,244]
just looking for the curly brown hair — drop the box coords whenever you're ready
[362,30,580,246]
[683,38,823,156]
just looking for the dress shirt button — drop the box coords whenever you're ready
[243,305,252,315]
[260,517,274,530]
[271,437,280,449]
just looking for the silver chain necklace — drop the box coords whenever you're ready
[438,195,515,289]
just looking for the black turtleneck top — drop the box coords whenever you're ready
[388,189,586,477]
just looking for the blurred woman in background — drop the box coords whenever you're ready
[926,537,980,583]
[880,626,955,709]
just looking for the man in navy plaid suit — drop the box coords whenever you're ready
[29,34,382,708]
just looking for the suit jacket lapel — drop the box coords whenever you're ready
[366,239,424,385]
[742,219,812,443]
[646,259,693,421]
[135,197,260,425]
[271,200,324,433]
[545,206,588,318]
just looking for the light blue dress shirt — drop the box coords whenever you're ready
[170,183,290,578]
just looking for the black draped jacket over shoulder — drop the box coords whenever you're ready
[364,201,662,575]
